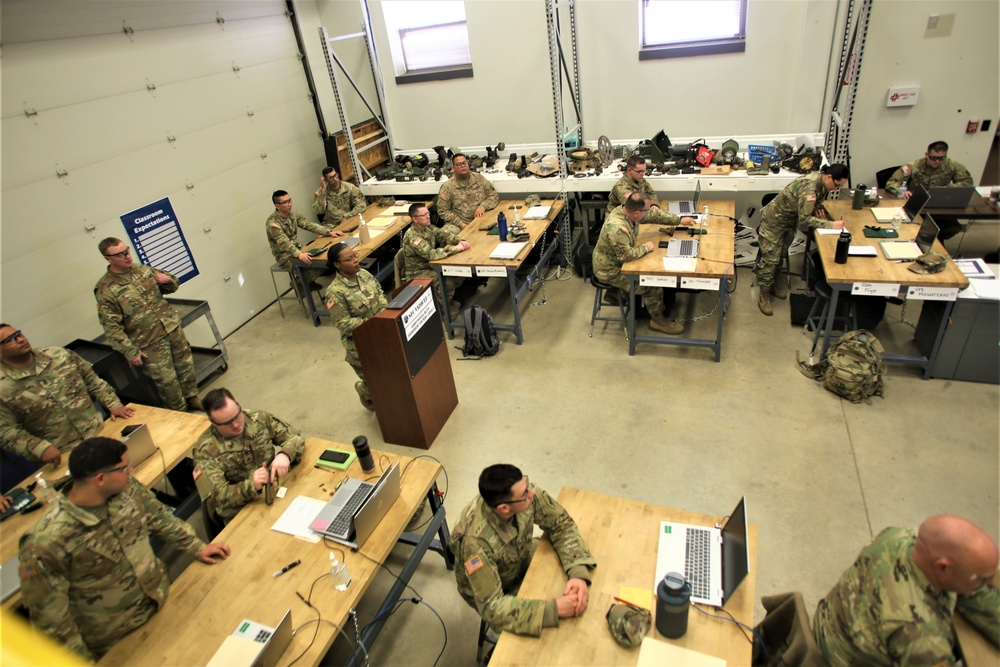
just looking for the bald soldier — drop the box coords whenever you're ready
[449,464,596,636]
[814,515,1000,666]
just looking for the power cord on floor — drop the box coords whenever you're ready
[351,547,424,601]
[290,572,370,667]
[361,597,449,667]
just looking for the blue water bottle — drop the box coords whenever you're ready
[497,212,507,240]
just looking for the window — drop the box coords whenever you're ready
[640,0,747,60]
[383,1,473,84]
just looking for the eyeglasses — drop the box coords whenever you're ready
[276,198,292,205]
[926,154,946,162]
[0,330,24,345]
[210,404,244,427]
[453,161,469,167]
[98,462,132,476]
[103,247,131,259]
[412,213,430,218]
[629,167,647,174]
[501,476,531,506]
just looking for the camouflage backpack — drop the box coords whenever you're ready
[798,330,886,403]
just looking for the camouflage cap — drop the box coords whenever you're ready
[378,196,395,207]
[605,603,651,648]
[908,252,947,275]
[524,194,541,207]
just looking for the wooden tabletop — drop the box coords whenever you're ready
[621,200,737,279]
[955,608,1000,666]
[99,437,442,667]
[300,200,431,263]
[489,487,758,666]
[1,404,207,566]
[820,200,969,289]
[430,199,566,269]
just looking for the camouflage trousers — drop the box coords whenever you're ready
[440,222,463,236]
[344,341,370,402]
[411,269,461,308]
[597,272,667,317]
[755,218,795,289]
[140,327,198,411]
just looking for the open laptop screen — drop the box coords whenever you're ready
[902,184,931,220]
[915,215,941,254]
[720,496,749,603]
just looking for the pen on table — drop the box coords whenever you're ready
[273,559,301,578]
[613,596,641,607]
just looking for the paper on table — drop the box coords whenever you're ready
[971,279,1000,300]
[369,216,397,227]
[848,246,877,256]
[816,228,843,235]
[271,495,326,543]
[618,586,653,611]
[636,637,726,667]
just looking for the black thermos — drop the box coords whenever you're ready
[835,229,851,264]
[352,435,375,472]
[655,572,692,639]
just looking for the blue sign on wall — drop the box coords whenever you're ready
[119,197,199,284]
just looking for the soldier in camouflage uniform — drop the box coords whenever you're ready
[0,324,133,467]
[437,153,499,235]
[323,244,388,410]
[592,193,688,335]
[449,464,597,636]
[193,388,305,522]
[266,190,344,292]
[312,167,367,225]
[885,140,974,197]
[607,155,661,218]
[401,203,471,316]
[18,437,231,661]
[814,516,999,666]
[94,238,201,412]
[755,164,848,316]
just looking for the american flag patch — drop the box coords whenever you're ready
[18,563,36,579]
[902,165,911,175]
[465,555,484,575]
[806,194,816,201]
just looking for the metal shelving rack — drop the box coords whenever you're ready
[825,0,873,175]
[318,23,394,183]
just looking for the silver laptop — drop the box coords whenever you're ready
[667,181,702,216]
[1,555,21,603]
[121,424,157,468]
[666,238,699,259]
[310,462,401,548]
[879,214,940,262]
[654,497,750,608]
[208,609,293,667]
[871,184,930,223]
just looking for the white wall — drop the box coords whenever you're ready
[0,0,330,347]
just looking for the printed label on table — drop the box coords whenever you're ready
[475,265,507,277]
[906,286,959,301]
[851,282,899,297]
[639,275,678,288]
[680,277,719,291]
[442,266,473,277]
[400,288,435,341]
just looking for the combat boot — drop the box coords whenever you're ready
[355,381,374,411]
[649,315,684,335]
[770,275,788,300]
[758,287,773,316]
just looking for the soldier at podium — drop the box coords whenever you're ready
[325,243,388,410]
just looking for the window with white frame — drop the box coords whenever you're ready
[640,0,747,60]
[383,1,473,83]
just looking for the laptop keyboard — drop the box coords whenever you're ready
[684,527,714,599]
[678,239,695,256]
[329,482,374,536]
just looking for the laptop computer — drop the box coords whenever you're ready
[879,214,940,262]
[666,238,699,259]
[924,186,976,209]
[871,184,930,223]
[1,556,21,604]
[207,609,293,667]
[121,424,157,468]
[654,497,750,608]
[667,181,702,217]
[310,462,401,548]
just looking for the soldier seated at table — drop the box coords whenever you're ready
[449,464,597,637]
[192,388,304,529]
[18,436,231,661]
[401,203,470,319]
[437,153,499,235]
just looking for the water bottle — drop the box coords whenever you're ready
[330,553,351,591]
[835,229,852,264]
[497,211,507,241]
[655,572,691,639]
[358,214,371,244]
[898,182,907,200]
[852,184,867,210]
[34,473,56,504]
[352,435,375,473]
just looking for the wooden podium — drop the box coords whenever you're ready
[353,278,458,449]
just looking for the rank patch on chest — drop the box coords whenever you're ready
[465,555,484,575]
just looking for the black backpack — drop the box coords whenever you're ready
[460,306,499,358]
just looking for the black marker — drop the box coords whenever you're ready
[273,559,301,578]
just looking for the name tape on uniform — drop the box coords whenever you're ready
[442,266,473,278]
[639,275,678,288]
[680,277,720,291]
[852,282,900,297]
[475,266,507,277]
[906,286,959,301]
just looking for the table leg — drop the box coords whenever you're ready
[628,276,638,356]
[820,286,842,357]
[397,483,455,569]
[433,266,455,339]
[507,268,524,345]
[296,264,324,327]
[922,299,955,380]
[713,273,729,363]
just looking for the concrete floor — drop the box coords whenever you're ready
[183,263,998,665]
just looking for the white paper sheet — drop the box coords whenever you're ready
[270,496,325,543]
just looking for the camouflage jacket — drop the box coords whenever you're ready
[18,478,204,661]
[885,158,974,196]
[814,527,1000,666]
[323,270,387,349]
[0,347,122,462]
[759,172,834,234]
[265,210,332,269]
[192,409,305,521]
[401,225,463,280]
[592,205,677,283]
[311,181,366,224]
[94,265,181,361]
[437,172,499,231]
[449,485,596,636]
[607,174,659,213]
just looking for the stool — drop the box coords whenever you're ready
[590,278,628,340]
[804,281,857,356]
[269,264,307,319]
[477,619,496,665]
